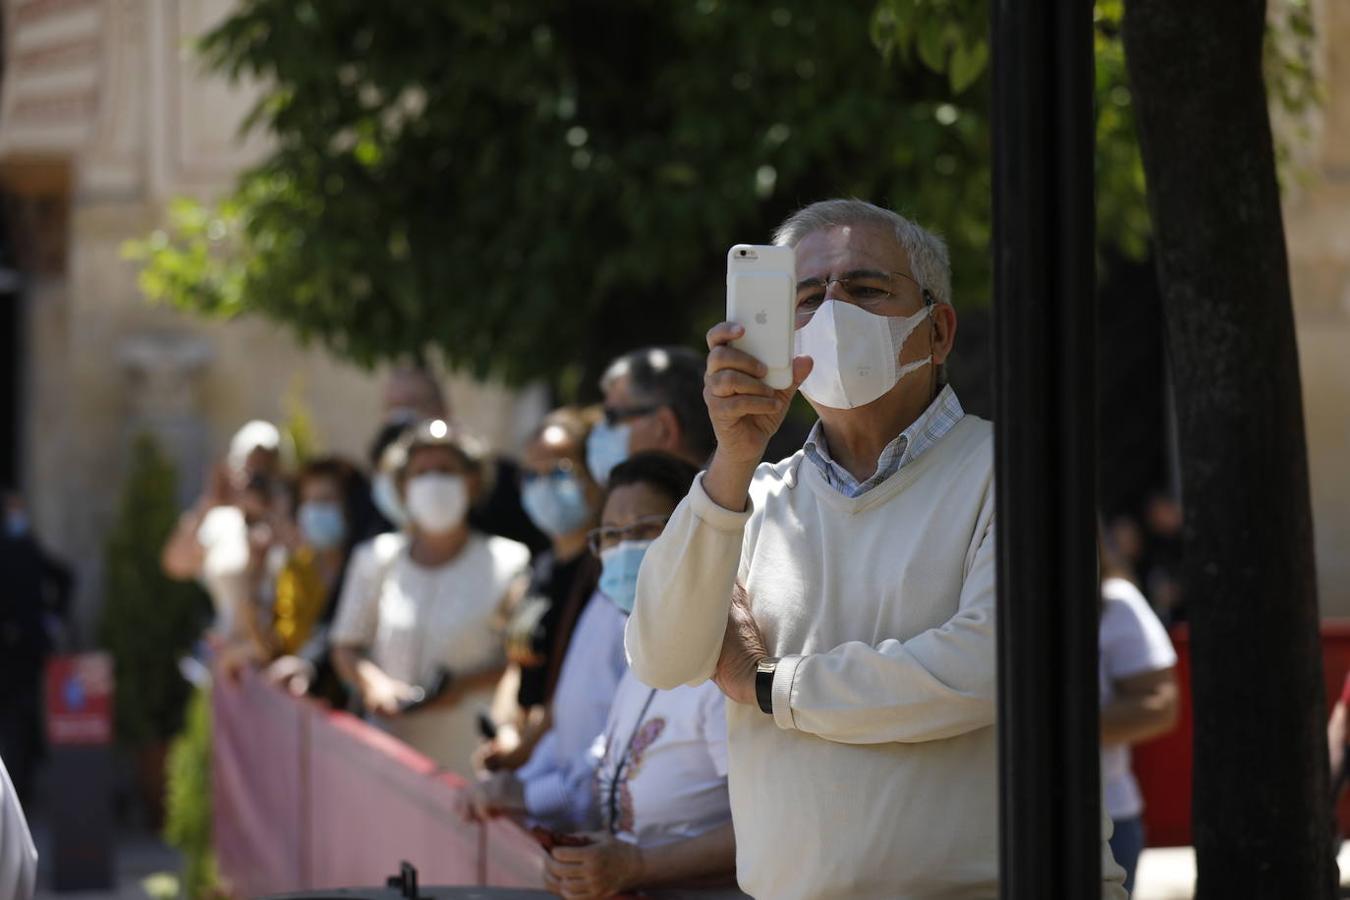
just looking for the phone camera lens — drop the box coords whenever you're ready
[738,250,747,256]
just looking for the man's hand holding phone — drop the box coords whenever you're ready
[702,322,812,513]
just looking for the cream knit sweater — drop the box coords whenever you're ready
[628,415,1125,899]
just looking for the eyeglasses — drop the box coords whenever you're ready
[602,404,661,427]
[795,269,935,325]
[586,514,670,556]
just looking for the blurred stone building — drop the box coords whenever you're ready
[0,0,545,638]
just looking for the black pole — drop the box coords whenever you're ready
[991,0,1100,897]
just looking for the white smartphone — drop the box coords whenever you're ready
[726,244,795,390]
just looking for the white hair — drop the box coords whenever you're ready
[772,199,952,307]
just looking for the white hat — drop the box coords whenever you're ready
[227,420,281,472]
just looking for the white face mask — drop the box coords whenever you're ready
[794,299,933,409]
[404,473,468,534]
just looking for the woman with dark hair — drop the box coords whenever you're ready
[264,457,369,699]
[550,451,742,898]
[227,456,366,700]
[273,459,363,651]
[469,452,743,898]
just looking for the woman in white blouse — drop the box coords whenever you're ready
[543,452,743,900]
[331,419,531,778]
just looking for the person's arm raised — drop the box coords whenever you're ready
[161,462,231,580]
[626,322,810,691]
[701,322,811,512]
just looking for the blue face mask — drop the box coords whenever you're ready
[521,472,593,538]
[599,540,653,615]
[586,422,632,485]
[371,471,407,529]
[5,511,29,539]
[298,501,347,550]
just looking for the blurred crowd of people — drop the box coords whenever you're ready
[161,351,746,897]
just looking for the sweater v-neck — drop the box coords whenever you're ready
[794,415,982,516]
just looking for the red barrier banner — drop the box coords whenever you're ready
[213,670,547,893]
[1133,621,1350,846]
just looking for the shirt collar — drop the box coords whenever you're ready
[802,385,965,497]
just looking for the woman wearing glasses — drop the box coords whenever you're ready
[544,452,744,900]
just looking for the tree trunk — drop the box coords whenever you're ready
[1122,1,1334,896]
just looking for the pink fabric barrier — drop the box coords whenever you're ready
[213,671,546,894]
[213,671,308,894]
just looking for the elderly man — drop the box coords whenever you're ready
[628,199,1125,898]
[586,346,717,482]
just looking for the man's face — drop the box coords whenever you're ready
[601,374,668,457]
[793,223,955,416]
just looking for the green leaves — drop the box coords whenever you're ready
[128,0,1316,392]
[948,40,987,94]
[871,0,989,93]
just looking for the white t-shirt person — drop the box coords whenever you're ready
[196,505,251,639]
[1099,575,1178,821]
[332,530,530,777]
[592,672,732,849]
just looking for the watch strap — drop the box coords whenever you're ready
[755,657,780,715]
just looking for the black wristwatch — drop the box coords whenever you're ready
[755,657,780,715]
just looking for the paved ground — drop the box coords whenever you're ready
[30,821,180,900]
[1133,841,1350,899]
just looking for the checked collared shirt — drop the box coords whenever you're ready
[802,384,966,498]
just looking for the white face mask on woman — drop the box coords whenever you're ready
[404,473,468,534]
[794,299,932,410]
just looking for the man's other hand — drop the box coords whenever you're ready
[713,583,769,707]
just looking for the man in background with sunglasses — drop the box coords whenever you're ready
[628,199,1126,898]
[586,346,717,484]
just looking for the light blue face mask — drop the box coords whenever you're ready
[599,540,653,615]
[586,422,632,485]
[521,471,593,538]
[371,471,408,529]
[298,501,347,550]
